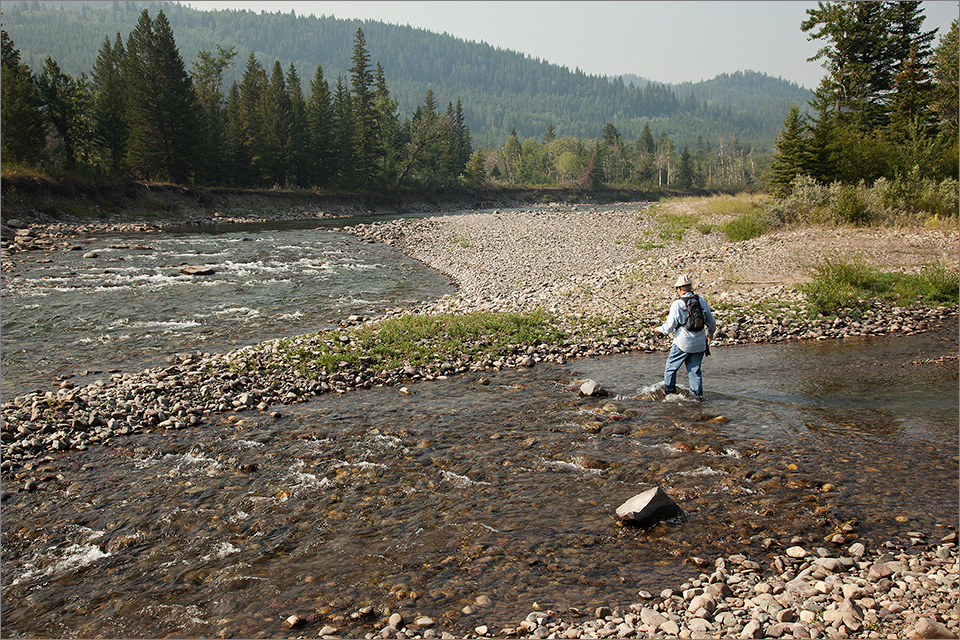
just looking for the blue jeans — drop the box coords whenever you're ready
[664,345,705,397]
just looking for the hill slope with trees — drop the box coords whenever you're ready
[3,0,810,151]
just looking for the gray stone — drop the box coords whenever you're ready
[912,617,955,639]
[658,620,680,636]
[639,608,665,628]
[180,265,215,275]
[578,379,608,397]
[615,486,682,528]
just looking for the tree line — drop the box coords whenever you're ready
[0,8,768,193]
[769,1,958,193]
[3,1,811,151]
[2,11,474,192]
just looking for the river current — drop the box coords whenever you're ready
[1,214,957,638]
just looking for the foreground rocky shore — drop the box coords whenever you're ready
[335,537,957,640]
[1,202,957,639]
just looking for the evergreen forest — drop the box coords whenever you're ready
[1,0,956,203]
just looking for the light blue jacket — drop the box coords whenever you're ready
[658,292,716,354]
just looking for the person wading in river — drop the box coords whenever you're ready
[654,274,716,399]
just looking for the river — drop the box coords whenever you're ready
[1,216,957,639]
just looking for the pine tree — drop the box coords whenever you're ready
[638,122,655,155]
[349,28,378,190]
[1,31,46,164]
[37,56,89,170]
[91,33,127,174]
[123,9,200,183]
[465,149,487,193]
[805,85,840,184]
[332,73,355,188]
[769,104,814,194]
[801,1,894,131]
[307,62,334,187]
[222,82,245,186]
[190,45,236,185]
[888,44,935,141]
[543,123,556,145]
[932,19,959,144]
[239,52,266,185]
[286,63,310,187]
[372,61,400,185]
[676,143,694,189]
[453,97,472,171]
[260,60,292,187]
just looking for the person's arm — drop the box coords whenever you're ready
[702,297,717,339]
[655,300,681,334]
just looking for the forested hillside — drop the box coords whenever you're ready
[2,0,810,151]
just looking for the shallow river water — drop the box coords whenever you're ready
[1,219,957,639]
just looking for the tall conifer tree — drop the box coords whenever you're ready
[307,63,334,187]
[239,52,266,186]
[123,9,200,183]
[286,63,309,187]
[1,31,46,164]
[91,33,127,174]
[332,73,355,188]
[349,28,378,189]
[260,60,292,186]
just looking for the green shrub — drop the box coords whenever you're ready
[828,182,870,226]
[769,173,959,228]
[799,253,959,314]
[723,210,770,241]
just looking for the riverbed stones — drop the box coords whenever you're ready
[2,204,957,639]
[492,539,957,640]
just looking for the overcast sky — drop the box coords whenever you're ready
[182,1,959,89]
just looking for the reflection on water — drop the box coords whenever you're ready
[1,318,956,639]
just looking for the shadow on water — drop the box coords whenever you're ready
[1,318,957,639]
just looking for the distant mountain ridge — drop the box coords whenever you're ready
[3,1,811,150]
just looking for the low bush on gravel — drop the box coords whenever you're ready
[799,253,959,314]
[722,209,772,241]
[766,173,960,228]
[271,310,568,376]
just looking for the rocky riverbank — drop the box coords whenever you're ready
[348,536,958,640]
[1,201,957,639]
[2,201,956,486]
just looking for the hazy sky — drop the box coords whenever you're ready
[182,1,959,89]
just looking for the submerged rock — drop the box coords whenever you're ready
[180,265,215,275]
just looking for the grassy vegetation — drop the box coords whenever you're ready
[723,209,772,242]
[799,253,959,315]
[646,193,773,242]
[644,204,700,242]
[259,310,568,378]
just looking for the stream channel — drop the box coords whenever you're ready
[1,212,957,638]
